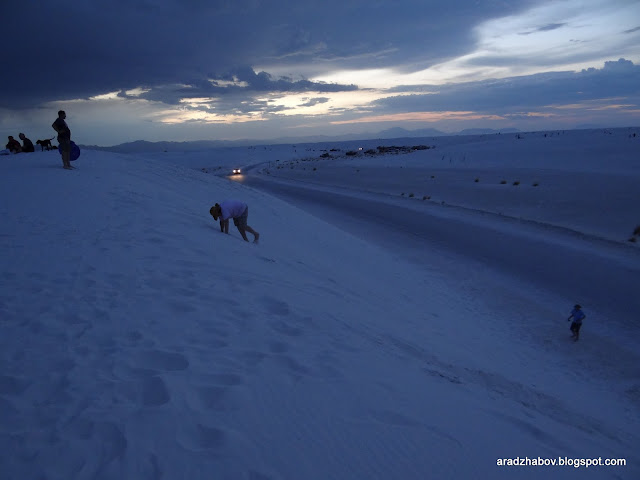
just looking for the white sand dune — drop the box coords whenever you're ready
[1,127,638,479]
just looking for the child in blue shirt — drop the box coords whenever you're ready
[568,304,586,341]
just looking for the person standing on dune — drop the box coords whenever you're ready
[52,110,72,169]
[568,304,586,341]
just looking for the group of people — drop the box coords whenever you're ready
[5,110,73,169]
[5,133,34,153]
[8,110,261,245]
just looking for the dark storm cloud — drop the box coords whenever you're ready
[299,97,330,107]
[230,67,357,93]
[519,22,567,35]
[116,67,357,106]
[1,0,537,109]
[379,58,640,113]
[462,48,606,69]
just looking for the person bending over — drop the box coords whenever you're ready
[210,200,260,243]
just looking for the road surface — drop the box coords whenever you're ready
[236,172,640,339]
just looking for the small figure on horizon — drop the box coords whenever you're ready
[52,110,72,169]
[6,136,22,153]
[19,133,34,153]
[568,304,586,341]
[210,200,260,243]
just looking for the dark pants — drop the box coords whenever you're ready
[570,322,582,335]
[232,206,248,229]
[58,137,71,167]
[58,137,71,152]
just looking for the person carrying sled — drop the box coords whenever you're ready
[210,200,260,243]
[568,304,586,341]
[52,110,72,169]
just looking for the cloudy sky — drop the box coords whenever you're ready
[2,0,639,146]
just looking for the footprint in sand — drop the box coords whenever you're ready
[90,421,128,466]
[238,350,266,367]
[208,373,244,386]
[125,330,144,343]
[248,470,280,480]
[0,374,30,395]
[268,341,288,353]
[177,423,227,452]
[273,354,310,377]
[165,299,198,314]
[269,320,303,337]
[133,349,190,372]
[187,373,246,413]
[194,424,226,449]
[138,453,163,480]
[0,397,20,430]
[191,385,228,411]
[261,296,290,316]
[141,376,171,406]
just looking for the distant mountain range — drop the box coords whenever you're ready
[80,127,522,153]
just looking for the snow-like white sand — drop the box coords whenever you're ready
[1,128,639,479]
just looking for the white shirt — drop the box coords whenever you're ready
[220,200,247,220]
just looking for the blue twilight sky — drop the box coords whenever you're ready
[1,0,639,146]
